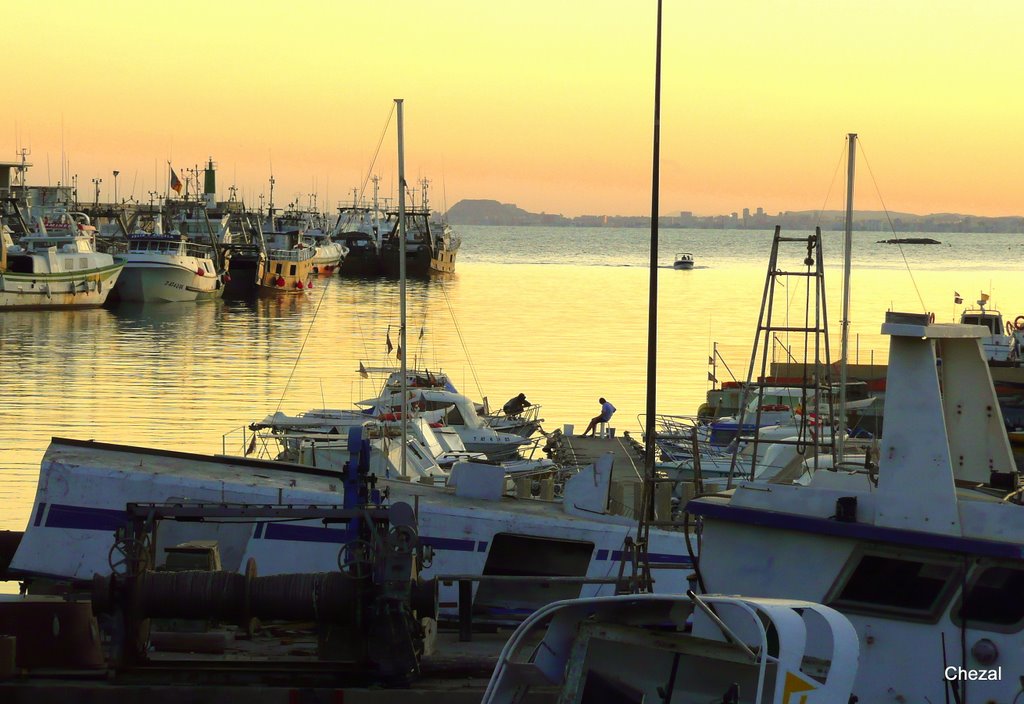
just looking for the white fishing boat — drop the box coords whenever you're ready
[687,311,1024,703]
[672,251,694,269]
[0,211,124,309]
[115,216,225,303]
[307,233,347,276]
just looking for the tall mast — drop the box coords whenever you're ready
[638,0,664,590]
[837,133,857,462]
[396,98,408,477]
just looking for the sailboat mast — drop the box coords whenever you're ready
[837,132,857,462]
[644,0,663,487]
[396,98,408,476]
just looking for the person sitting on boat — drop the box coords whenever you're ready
[580,398,616,437]
[502,392,530,417]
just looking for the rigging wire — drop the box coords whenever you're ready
[272,266,337,417]
[858,140,927,312]
[336,104,397,232]
[439,280,486,402]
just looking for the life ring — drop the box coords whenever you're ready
[1015,315,1024,331]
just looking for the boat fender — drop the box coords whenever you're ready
[97,278,102,294]
[276,276,285,287]
[196,267,205,276]
[308,280,313,288]
[1015,315,1024,331]
[928,311,935,324]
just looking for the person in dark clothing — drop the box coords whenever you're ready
[502,392,530,417]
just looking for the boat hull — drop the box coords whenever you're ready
[380,244,458,277]
[115,261,224,303]
[339,248,383,276]
[0,262,124,310]
[257,253,315,295]
[11,438,690,617]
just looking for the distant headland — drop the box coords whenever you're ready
[446,199,1024,234]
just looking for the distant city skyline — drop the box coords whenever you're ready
[446,198,1024,233]
[6,2,1024,219]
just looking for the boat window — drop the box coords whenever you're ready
[953,565,1024,631]
[275,263,283,274]
[826,550,961,622]
[474,534,594,617]
[80,258,88,269]
[290,265,296,276]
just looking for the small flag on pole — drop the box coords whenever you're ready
[954,291,962,304]
[386,326,394,354]
[980,292,990,303]
[359,361,368,378]
[707,371,717,383]
[396,344,403,361]
[419,326,425,340]
[708,355,714,365]
[170,167,183,195]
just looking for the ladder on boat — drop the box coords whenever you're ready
[727,225,837,486]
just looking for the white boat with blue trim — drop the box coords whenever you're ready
[687,311,1024,703]
[10,432,690,619]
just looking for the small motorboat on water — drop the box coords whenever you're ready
[673,251,694,269]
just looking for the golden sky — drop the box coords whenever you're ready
[5,0,1024,217]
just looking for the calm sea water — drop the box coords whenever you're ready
[1,225,1021,535]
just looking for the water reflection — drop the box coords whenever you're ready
[2,230,1024,534]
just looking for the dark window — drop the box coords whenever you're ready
[828,552,960,620]
[275,263,282,274]
[290,264,296,275]
[474,534,594,617]
[956,566,1024,629]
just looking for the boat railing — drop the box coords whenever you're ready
[222,425,282,460]
[266,247,315,262]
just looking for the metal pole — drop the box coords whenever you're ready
[837,133,856,462]
[644,0,662,486]
[396,98,408,478]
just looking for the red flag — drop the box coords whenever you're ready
[170,167,183,194]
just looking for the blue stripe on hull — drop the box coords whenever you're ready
[36,502,691,564]
[687,498,1024,560]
